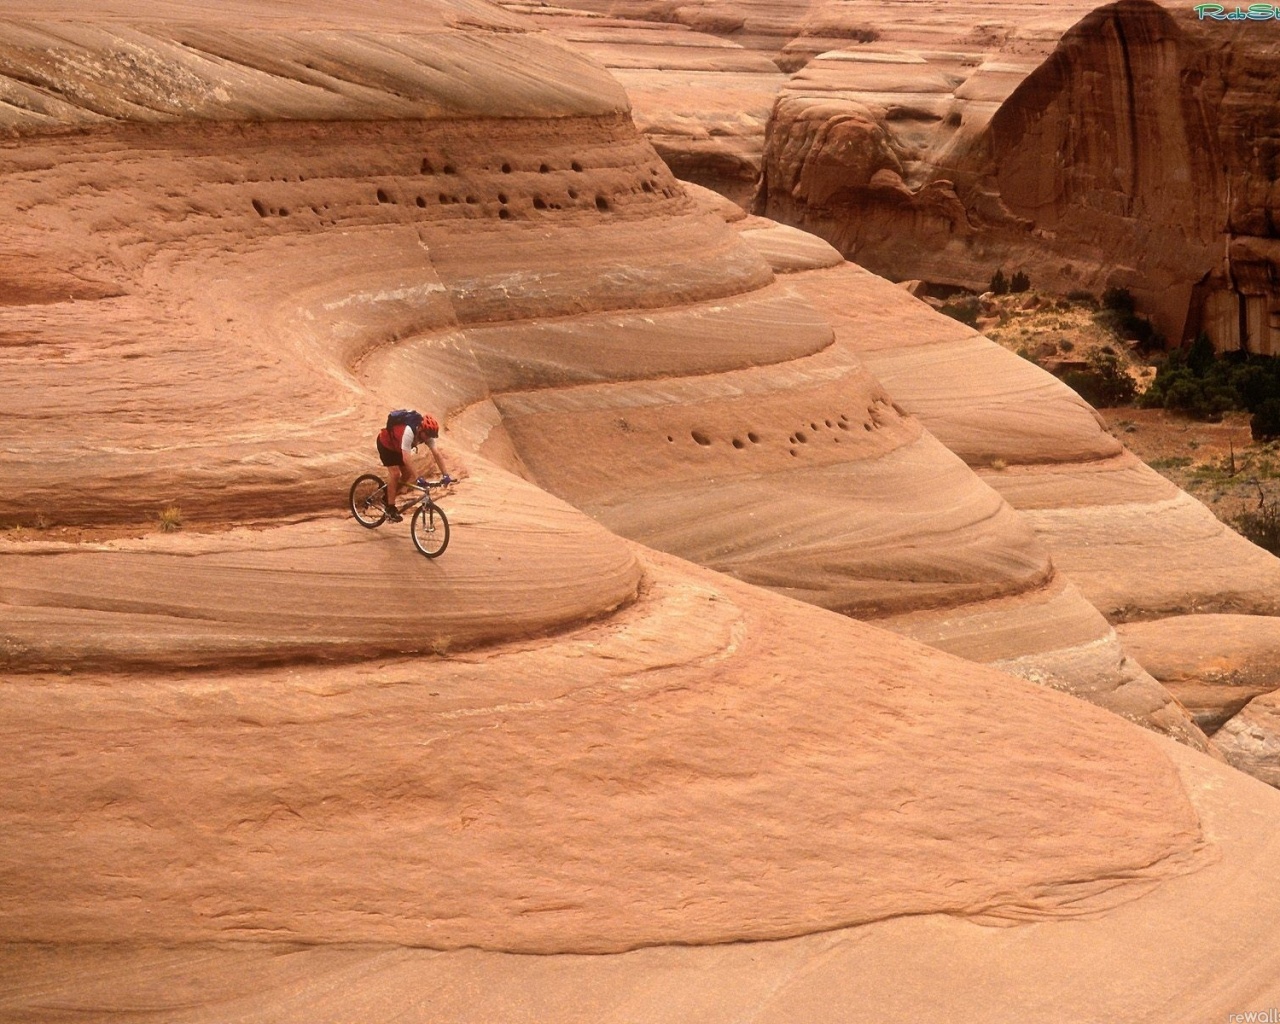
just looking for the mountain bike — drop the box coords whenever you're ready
[348,474,450,558]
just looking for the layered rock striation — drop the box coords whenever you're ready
[564,0,1280,777]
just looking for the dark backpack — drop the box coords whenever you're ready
[386,409,424,433]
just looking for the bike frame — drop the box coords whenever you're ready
[392,479,447,516]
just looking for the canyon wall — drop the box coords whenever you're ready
[550,1,1280,354]
[753,0,1280,352]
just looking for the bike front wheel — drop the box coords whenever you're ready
[411,503,450,557]
[349,473,388,528]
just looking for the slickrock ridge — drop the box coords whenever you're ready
[3,2,1280,1020]
[6,737,1280,1023]
[1,466,642,671]
[524,0,1103,200]
[1214,690,1280,789]
[0,111,741,527]
[804,256,1280,766]
[1117,614,1280,783]
[717,215,1280,720]
[1,550,1212,951]
[478,198,1211,750]
[500,3,785,204]
[817,276,1280,623]
[527,4,1280,719]
[519,0,1280,770]
[0,21,623,128]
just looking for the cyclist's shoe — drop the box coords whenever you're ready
[385,505,403,522]
[415,477,428,489]
[441,474,454,486]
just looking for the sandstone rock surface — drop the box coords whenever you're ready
[525,7,786,204]
[3,2,1280,1021]
[1113,602,1280,794]
[1214,690,1280,789]
[479,202,1210,749]
[1117,615,1280,733]
[534,1,1280,357]
[2,550,1212,952]
[534,0,1280,786]
[5,740,1280,1023]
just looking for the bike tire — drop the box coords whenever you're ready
[349,473,389,528]
[411,502,450,558]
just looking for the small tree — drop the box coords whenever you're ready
[1232,482,1280,555]
[989,268,1009,295]
[1101,286,1135,314]
[1009,270,1031,293]
[1095,286,1162,352]
[1187,331,1217,377]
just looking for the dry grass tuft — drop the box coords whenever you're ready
[158,506,184,532]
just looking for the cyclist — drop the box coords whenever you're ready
[377,411,453,521]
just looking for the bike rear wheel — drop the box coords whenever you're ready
[350,473,389,528]
[411,502,450,557]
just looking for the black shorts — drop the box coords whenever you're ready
[376,439,404,467]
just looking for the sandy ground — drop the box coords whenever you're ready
[1102,408,1276,526]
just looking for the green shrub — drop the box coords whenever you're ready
[940,296,980,327]
[1233,364,1273,409]
[1102,286,1135,314]
[1093,287,1161,351]
[1009,270,1031,293]
[1066,289,1098,306]
[1160,371,1219,418]
[1140,334,1280,422]
[1061,350,1137,407]
[1252,399,1280,441]
[989,268,1009,295]
[1209,383,1242,413]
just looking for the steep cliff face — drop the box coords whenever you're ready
[756,0,1280,352]
[951,0,1225,341]
[1202,29,1280,353]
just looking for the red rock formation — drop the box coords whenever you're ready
[5,3,1280,1021]
[754,0,1280,353]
